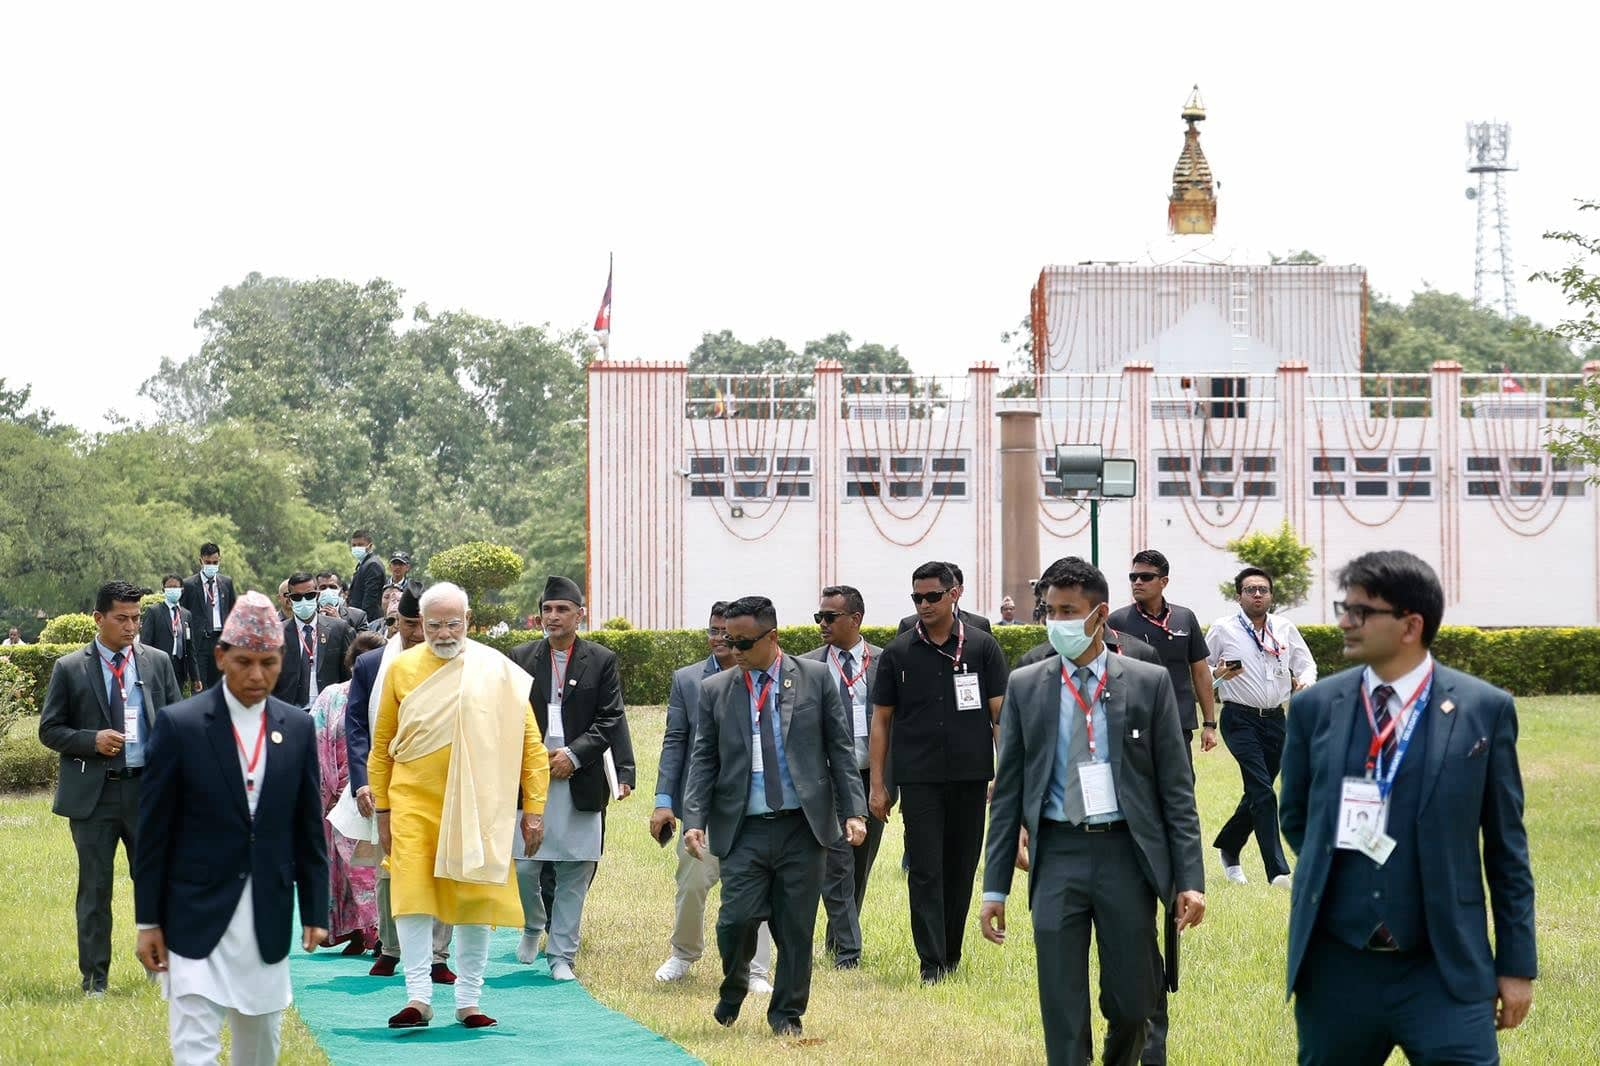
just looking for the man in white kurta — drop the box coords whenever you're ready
[134,591,330,1066]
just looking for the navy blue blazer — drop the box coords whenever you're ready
[344,644,385,792]
[1279,663,1537,1003]
[133,687,330,964]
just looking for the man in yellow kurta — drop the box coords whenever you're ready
[369,581,549,1029]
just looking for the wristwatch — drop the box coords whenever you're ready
[1202,720,1218,729]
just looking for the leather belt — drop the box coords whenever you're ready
[1044,818,1128,834]
[1224,701,1285,718]
[753,808,802,820]
[106,767,144,781]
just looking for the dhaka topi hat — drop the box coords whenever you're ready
[540,575,584,608]
[221,591,285,651]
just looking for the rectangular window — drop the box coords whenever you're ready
[733,480,767,498]
[1242,456,1276,473]
[1552,457,1579,473]
[689,456,725,475]
[733,456,767,474]
[775,455,811,473]
[1396,456,1432,473]
[846,481,880,497]
[1355,481,1388,497]
[1200,480,1233,497]
[1043,480,1069,497]
[930,456,966,473]
[1513,481,1542,497]
[1157,481,1191,497]
[1157,456,1192,472]
[888,481,923,499]
[1200,457,1232,473]
[1396,481,1432,498]
[1354,456,1388,473]
[774,481,811,497]
[931,481,967,497]
[845,456,880,473]
[1466,480,1500,496]
[1553,481,1587,497]
[1312,456,1346,472]
[690,481,724,497]
[890,456,924,474]
[1510,457,1542,473]
[1466,457,1500,472]
[1243,481,1276,497]
[1312,481,1345,496]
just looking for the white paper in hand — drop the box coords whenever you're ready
[327,785,378,843]
[603,748,622,800]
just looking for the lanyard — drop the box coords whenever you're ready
[100,647,132,700]
[171,607,182,635]
[550,646,570,699]
[301,624,316,662]
[1237,613,1282,659]
[1134,601,1173,635]
[206,578,217,605]
[830,646,871,693]
[1061,663,1108,758]
[915,618,966,671]
[233,711,269,791]
[745,654,782,724]
[1361,668,1433,796]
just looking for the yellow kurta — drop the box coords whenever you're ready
[368,645,548,926]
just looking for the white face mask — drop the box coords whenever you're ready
[351,546,367,561]
[291,599,318,622]
[201,564,220,579]
[1047,609,1104,660]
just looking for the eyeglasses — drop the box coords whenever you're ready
[706,627,728,640]
[909,590,949,605]
[286,591,318,603]
[1129,572,1164,583]
[424,619,466,634]
[725,627,774,652]
[1333,601,1408,625]
[1241,586,1272,596]
[814,610,851,624]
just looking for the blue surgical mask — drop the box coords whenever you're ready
[201,564,220,579]
[318,589,341,609]
[291,599,318,621]
[1047,611,1104,661]
[351,546,367,561]
[164,588,182,606]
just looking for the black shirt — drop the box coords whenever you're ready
[896,609,992,634]
[871,620,1009,784]
[1107,602,1208,730]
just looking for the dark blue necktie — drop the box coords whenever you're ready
[837,650,855,717]
[1371,684,1397,762]
[756,671,783,809]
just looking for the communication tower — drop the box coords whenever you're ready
[1465,121,1517,317]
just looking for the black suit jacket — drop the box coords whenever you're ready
[272,614,356,708]
[179,572,237,637]
[140,603,201,688]
[1279,663,1536,1002]
[37,643,182,819]
[349,555,385,621]
[508,636,634,812]
[683,654,867,858]
[896,608,991,635]
[133,687,329,963]
[343,642,390,793]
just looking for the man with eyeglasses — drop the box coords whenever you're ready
[802,585,885,969]
[1280,551,1534,1065]
[650,601,774,989]
[273,572,357,711]
[871,560,1009,984]
[1108,550,1218,761]
[1204,566,1316,890]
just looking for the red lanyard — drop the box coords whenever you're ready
[745,654,782,723]
[1134,602,1173,635]
[233,712,268,791]
[206,579,217,606]
[551,646,570,698]
[915,618,966,670]
[100,647,132,700]
[830,646,871,693]
[1061,663,1108,757]
[171,607,181,635]
[1239,613,1282,659]
[1360,668,1433,775]
[301,624,316,662]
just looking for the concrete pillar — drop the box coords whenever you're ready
[999,408,1043,617]
[969,362,998,612]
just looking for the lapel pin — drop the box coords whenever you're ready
[783,678,793,690]
[568,679,577,687]
[270,730,283,744]
[1440,699,1455,715]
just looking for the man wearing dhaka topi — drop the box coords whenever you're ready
[368,582,550,1029]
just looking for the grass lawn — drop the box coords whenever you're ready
[2,695,1595,1064]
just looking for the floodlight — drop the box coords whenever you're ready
[1055,444,1103,492]
[1100,459,1138,498]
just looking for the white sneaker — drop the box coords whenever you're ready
[1223,865,1248,885]
[655,956,693,982]
[516,933,541,964]
[748,974,774,995]
[1271,874,1293,890]
[550,958,577,982]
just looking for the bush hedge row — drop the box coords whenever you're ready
[7,624,1600,713]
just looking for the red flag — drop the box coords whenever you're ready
[1500,364,1523,393]
[593,258,612,333]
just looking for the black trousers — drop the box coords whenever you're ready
[69,776,140,991]
[716,812,825,1033]
[1032,822,1157,1066]
[1213,704,1290,879]
[1295,933,1498,1065]
[821,767,884,964]
[1143,730,1193,1065]
[899,779,987,978]
[194,632,222,688]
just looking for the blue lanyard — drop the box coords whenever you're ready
[1365,674,1432,801]
[1237,613,1281,659]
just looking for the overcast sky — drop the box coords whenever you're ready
[3,1,1595,430]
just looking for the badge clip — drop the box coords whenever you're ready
[270,730,283,745]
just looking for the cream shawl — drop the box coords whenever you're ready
[389,639,534,884]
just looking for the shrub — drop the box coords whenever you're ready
[39,614,96,645]
[599,617,633,631]
[0,715,57,792]
[428,542,526,633]
[139,592,165,612]
[1217,520,1316,609]
[0,657,32,717]
[0,645,74,707]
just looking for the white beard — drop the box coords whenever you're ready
[430,640,462,660]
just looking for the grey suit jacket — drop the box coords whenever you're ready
[801,640,882,743]
[983,651,1204,906]
[37,642,182,819]
[683,654,867,858]
[656,655,722,818]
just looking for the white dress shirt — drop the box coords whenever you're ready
[1362,653,1436,732]
[1205,611,1317,710]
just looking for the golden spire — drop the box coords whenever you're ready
[1168,85,1216,235]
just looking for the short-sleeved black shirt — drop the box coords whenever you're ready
[1107,601,1208,730]
[871,620,1009,784]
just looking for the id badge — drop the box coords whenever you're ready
[123,701,140,744]
[751,733,764,773]
[1335,777,1385,852]
[853,702,868,739]
[547,698,564,745]
[1078,761,1117,817]
[953,673,982,711]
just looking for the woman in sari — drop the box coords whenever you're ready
[310,630,387,953]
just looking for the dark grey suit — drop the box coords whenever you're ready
[656,656,720,819]
[37,642,181,991]
[683,653,866,1033]
[803,641,883,965]
[984,652,1203,1066]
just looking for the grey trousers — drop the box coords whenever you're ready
[668,829,772,976]
[69,776,140,991]
[517,859,597,964]
[821,767,884,963]
[375,873,452,962]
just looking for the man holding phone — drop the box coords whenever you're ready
[1206,567,1318,888]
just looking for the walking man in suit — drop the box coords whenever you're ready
[508,576,635,983]
[274,571,356,709]
[317,569,368,630]
[980,556,1205,1066]
[349,530,386,622]
[803,584,885,969]
[181,542,237,690]
[37,580,183,995]
[1280,550,1535,1065]
[683,595,867,1038]
[141,574,201,692]
[650,600,773,989]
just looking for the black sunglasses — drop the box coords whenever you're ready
[725,627,774,652]
[814,610,851,624]
[1333,601,1408,625]
[286,591,318,603]
[909,590,949,606]
[1129,572,1164,583]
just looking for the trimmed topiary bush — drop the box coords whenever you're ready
[599,617,633,631]
[0,715,57,791]
[39,613,96,645]
[428,542,525,633]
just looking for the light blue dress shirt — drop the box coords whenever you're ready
[1044,649,1121,824]
[95,638,144,768]
[745,657,801,815]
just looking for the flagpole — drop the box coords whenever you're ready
[605,251,612,359]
